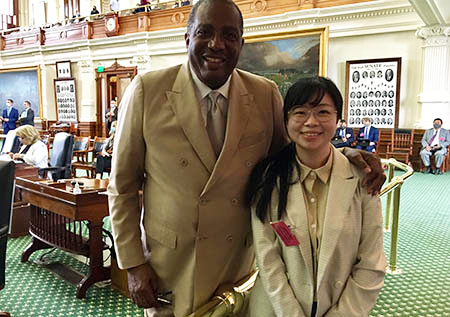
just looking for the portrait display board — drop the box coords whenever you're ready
[56,61,72,79]
[54,78,78,122]
[238,27,329,97]
[345,58,401,128]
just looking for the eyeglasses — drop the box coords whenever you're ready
[288,107,337,123]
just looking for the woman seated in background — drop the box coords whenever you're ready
[246,77,386,317]
[95,120,116,179]
[10,125,48,168]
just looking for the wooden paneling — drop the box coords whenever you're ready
[0,0,374,50]
[44,21,93,45]
[78,121,96,137]
[2,28,44,50]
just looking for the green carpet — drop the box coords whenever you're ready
[371,172,450,317]
[0,236,143,316]
[1,172,450,316]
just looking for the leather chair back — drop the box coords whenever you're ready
[0,160,15,287]
[50,132,74,180]
[1,130,20,154]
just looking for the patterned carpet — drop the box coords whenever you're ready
[1,171,449,316]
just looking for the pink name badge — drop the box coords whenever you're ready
[270,221,299,246]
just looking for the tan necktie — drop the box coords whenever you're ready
[206,91,226,156]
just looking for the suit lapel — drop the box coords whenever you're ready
[285,170,315,277]
[317,148,358,288]
[166,64,216,174]
[202,70,251,193]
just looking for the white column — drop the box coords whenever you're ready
[416,25,450,128]
[77,60,97,122]
[18,0,29,26]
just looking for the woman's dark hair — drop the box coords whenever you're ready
[245,76,343,222]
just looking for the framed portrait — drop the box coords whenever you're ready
[56,60,72,79]
[54,78,78,122]
[237,27,329,97]
[345,57,401,128]
[0,66,43,119]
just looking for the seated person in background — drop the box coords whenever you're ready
[9,125,48,169]
[91,5,100,14]
[181,0,190,5]
[19,101,35,126]
[356,117,378,153]
[96,121,116,179]
[332,119,354,148]
[134,0,147,13]
[420,118,450,175]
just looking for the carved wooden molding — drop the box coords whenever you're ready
[250,0,267,13]
[171,12,185,24]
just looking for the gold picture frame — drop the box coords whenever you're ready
[237,27,329,96]
[0,66,43,120]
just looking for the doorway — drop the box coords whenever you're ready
[95,61,137,136]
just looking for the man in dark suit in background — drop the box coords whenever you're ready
[0,99,19,134]
[332,119,354,148]
[356,117,378,153]
[19,101,35,126]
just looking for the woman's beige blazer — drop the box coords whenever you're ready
[250,147,386,317]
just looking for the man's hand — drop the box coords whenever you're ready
[342,148,386,195]
[127,263,159,308]
[342,137,347,142]
[426,145,431,151]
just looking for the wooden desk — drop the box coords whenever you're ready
[10,163,39,237]
[15,176,111,299]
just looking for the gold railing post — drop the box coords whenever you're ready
[386,184,403,275]
[384,164,395,232]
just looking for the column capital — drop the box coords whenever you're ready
[416,25,450,45]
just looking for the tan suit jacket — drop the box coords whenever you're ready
[249,147,386,317]
[108,63,286,316]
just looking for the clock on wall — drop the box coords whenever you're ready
[105,14,119,36]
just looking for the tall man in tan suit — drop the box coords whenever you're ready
[108,0,385,316]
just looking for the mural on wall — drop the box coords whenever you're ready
[238,28,328,97]
[0,67,42,119]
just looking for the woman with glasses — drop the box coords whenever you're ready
[246,77,385,317]
[9,125,48,168]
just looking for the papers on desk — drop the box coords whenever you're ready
[0,154,12,161]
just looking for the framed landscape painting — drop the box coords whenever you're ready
[237,27,329,96]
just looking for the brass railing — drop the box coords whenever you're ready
[380,158,414,274]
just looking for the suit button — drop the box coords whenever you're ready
[231,198,239,205]
[226,234,233,242]
[334,281,343,289]
[199,197,209,205]
[245,160,252,167]
[180,158,188,167]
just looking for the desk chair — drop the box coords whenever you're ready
[71,136,91,176]
[39,132,74,181]
[72,136,107,178]
[0,160,15,317]
[386,129,415,164]
[0,130,20,154]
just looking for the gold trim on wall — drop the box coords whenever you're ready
[242,27,329,77]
